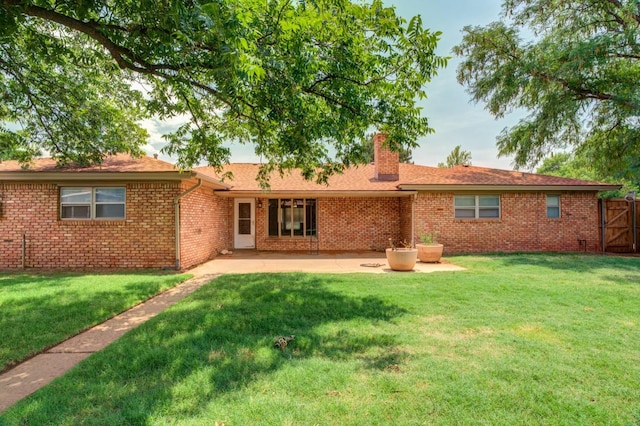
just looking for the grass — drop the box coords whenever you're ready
[0,271,191,372]
[2,253,640,425]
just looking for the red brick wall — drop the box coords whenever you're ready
[254,197,402,251]
[179,185,231,269]
[399,196,413,246]
[373,134,399,181]
[1,182,601,270]
[248,192,600,253]
[0,182,179,269]
[413,191,601,253]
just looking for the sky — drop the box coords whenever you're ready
[144,0,522,170]
[387,0,521,170]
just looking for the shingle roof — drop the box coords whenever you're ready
[0,154,179,173]
[0,154,228,188]
[398,164,616,187]
[0,155,619,192]
[196,163,402,192]
[195,162,619,193]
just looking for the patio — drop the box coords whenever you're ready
[189,250,465,275]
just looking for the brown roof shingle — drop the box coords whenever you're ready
[398,164,616,187]
[0,155,619,192]
[196,163,401,192]
[195,162,619,193]
[0,154,180,173]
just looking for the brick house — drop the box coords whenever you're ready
[0,135,619,270]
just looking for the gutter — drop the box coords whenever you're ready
[398,184,622,192]
[0,170,230,188]
[173,178,202,270]
[0,171,191,182]
[213,190,417,198]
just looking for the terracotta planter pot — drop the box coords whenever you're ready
[385,248,417,271]
[416,244,444,263]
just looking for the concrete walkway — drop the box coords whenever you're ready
[0,274,218,413]
[0,252,464,414]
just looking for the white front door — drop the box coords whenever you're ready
[234,198,255,249]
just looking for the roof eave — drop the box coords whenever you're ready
[193,172,231,189]
[0,169,231,189]
[0,171,194,182]
[214,190,416,198]
[398,184,622,192]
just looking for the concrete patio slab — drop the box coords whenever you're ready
[190,250,465,275]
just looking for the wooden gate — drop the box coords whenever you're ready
[601,199,639,253]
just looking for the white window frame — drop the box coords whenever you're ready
[454,195,501,219]
[546,194,560,218]
[60,187,126,220]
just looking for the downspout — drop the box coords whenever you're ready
[629,193,637,252]
[22,233,26,269]
[601,199,606,253]
[173,178,202,270]
[411,193,417,247]
[633,200,637,252]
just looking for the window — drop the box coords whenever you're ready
[60,187,125,219]
[268,198,316,237]
[547,195,560,218]
[454,195,500,219]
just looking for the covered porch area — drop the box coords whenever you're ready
[217,192,418,252]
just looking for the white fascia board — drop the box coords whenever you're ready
[213,190,417,198]
[398,184,622,192]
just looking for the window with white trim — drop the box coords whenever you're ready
[454,195,500,219]
[546,195,560,218]
[267,198,317,237]
[60,187,125,219]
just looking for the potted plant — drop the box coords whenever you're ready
[416,228,444,263]
[385,238,417,271]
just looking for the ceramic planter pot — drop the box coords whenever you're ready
[416,244,444,263]
[385,248,418,271]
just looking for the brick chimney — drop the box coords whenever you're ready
[373,133,399,181]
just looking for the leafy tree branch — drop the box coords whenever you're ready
[0,0,446,184]
[455,0,640,184]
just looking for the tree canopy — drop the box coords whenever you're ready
[454,0,640,182]
[537,152,638,198]
[437,144,471,168]
[0,0,446,183]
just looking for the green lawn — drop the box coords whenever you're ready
[0,271,191,372]
[2,254,640,425]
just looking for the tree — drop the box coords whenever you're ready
[0,0,447,184]
[537,152,601,182]
[537,152,638,198]
[453,0,640,182]
[437,145,471,167]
